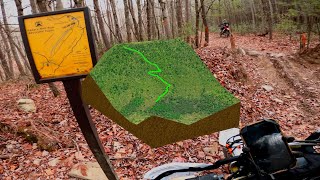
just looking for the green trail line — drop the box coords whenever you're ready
[123,46,171,102]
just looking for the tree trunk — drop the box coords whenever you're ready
[56,0,64,10]
[14,0,31,74]
[36,0,60,97]
[36,0,48,12]
[128,0,139,40]
[73,0,84,7]
[0,26,14,75]
[175,0,183,36]
[48,82,60,97]
[0,67,4,81]
[109,0,123,42]
[185,0,190,42]
[307,16,313,48]
[150,0,160,39]
[91,15,101,46]
[249,0,256,32]
[1,0,26,76]
[106,0,114,44]
[93,0,111,49]
[218,0,222,23]
[146,0,152,40]
[13,36,31,72]
[94,15,104,43]
[273,0,279,23]
[195,0,200,48]
[0,41,12,79]
[15,36,31,72]
[223,0,232,26]
[29,0,38,13]
[267,0,273,39]
[159,0,170,39]
[170,1,176,38]
[136,0,143,41]
[123,0,132,42]
[200,0,209,45]
[14,0,23,16]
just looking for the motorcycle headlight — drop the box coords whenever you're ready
[229,162,239,173]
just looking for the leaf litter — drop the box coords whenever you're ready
[0,33,319,179]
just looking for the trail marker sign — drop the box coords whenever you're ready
[19,7,118,180]
[19,7,96,83]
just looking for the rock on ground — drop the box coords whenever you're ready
[68,162,108,180]
[261,85,274,92]
[17,99,36,112]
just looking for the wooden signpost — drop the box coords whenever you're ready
[18,7,118,180]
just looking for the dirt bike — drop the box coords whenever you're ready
[144,119,320,180]
[220,24,230,38]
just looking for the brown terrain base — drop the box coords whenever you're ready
[82,75,240,147]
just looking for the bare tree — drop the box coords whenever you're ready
[150,0,160,39]
[14,0,23,16]
[73,0,84,8]
[267,0,274,39]
[200,0,209,45]
[1,27,32,72]
[170,1,176,38]
[146,0,152,40]
[29,0,38,13]
[36,0,48,12]
[185,0,190,41]
[136,0,144,41]
[218,0,222,23]
[128,0,139,40]
[0,25,14,74]
[261,0,273,39]
[109,0,123,42]
[249,0,256,31]
[93,0,111,49]
[56,0,63,10]
[14,0,32,73]
[0,39,12,79]
[159,0,171,39]
[1,0,26,76]
[123,0,132,42]
[195,0,200,48]
[106,0,115,44]
[175,0,183,36]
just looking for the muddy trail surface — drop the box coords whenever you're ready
[0,33,319,179]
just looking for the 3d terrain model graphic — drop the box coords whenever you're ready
[82,39,240,147]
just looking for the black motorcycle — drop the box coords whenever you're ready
[146,119,320,180]
[220,23,230,38]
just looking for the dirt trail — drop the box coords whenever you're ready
[200,33,320,137]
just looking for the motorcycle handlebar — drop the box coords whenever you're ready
[154,156,241,180]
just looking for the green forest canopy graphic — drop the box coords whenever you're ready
[89,39,239,125]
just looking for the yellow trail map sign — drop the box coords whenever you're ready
[19,8,96,83]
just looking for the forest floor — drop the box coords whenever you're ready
[0,33,319,179]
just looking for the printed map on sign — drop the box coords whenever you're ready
[24,11,93,79]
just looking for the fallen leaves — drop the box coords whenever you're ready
[45,168,54,176]
[0,33,319,179]
[77,164,88,176]
[203,143,219,155]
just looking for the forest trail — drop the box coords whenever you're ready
[0,33,319,179]
[202,32,320,128]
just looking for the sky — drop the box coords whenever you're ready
[1,0,121,26]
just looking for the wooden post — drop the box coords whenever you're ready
[63,79,118,180]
